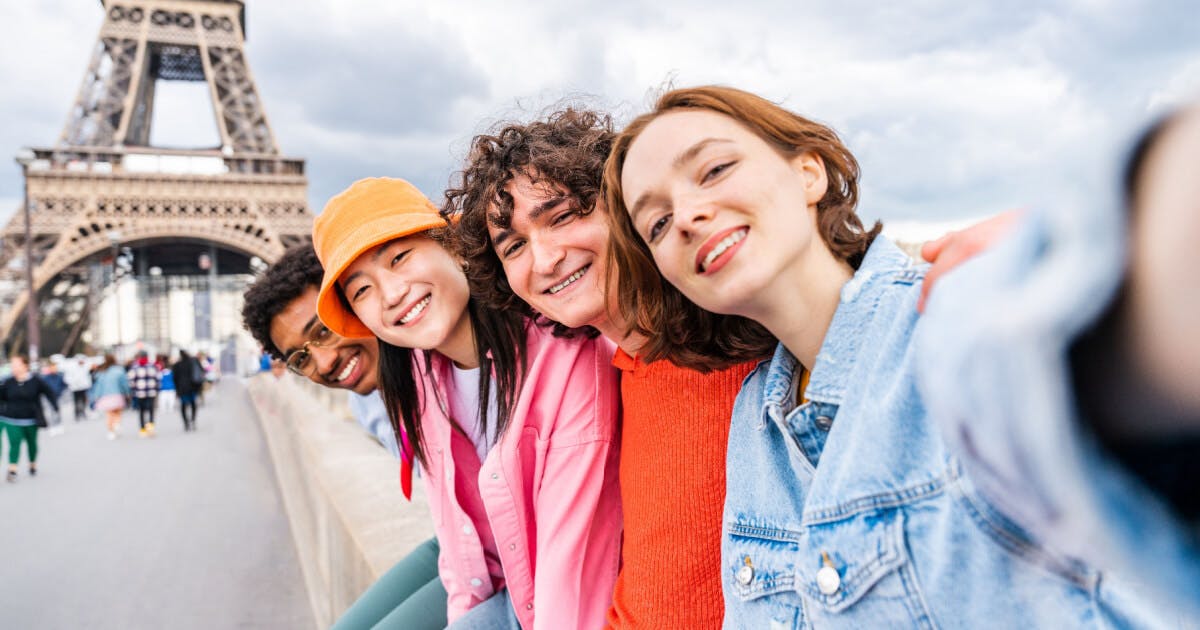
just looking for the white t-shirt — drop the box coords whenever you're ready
[447,364,499,464]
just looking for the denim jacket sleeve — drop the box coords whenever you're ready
[916,208,1200,616]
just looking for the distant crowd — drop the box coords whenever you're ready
[0,349,219,483]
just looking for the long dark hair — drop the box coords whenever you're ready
[374,295,527,469]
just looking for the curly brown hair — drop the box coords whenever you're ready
[443,106,775,372]
[441,108,613,339]
[603,86,880,367]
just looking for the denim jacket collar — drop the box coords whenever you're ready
[760,237,920,419]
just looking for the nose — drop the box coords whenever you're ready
[379,274,410,311]
[530,234,566,277]
[310,344,340,377]
[673,196,712,241]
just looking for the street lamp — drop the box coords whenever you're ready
[106,230,124,358]
[15,148,39,362]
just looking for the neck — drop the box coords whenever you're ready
[437,308,480,369]
[594,307,647,356]
[750,245,853,371]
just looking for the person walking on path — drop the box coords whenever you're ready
[91,354,131,440]
[158,357,176,414]
[128,352,161,437]
[170,351,203,431]
[39,361,69,436]
[63,356,93,421]
[0,355,59,482]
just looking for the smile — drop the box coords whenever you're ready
[546,265,590,295]
[697,227,748,273]
[334,354,359,383]
[398,295,431,325]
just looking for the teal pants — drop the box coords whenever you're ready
[332,537,447,630]
[4,423,38,465]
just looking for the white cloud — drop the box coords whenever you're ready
[1,0,1198,230]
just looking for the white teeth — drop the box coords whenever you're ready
[399,295,431,324]
[701,229,747,272]
[336,355,358,382]
[548,265,589,294]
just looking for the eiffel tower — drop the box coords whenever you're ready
[1,0,311,356]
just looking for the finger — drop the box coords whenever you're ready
[921,233,952,263]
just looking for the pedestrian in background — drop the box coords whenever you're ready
[39,361,68,436]
[91,353,130,440]
[158,355,176,414]
[128,351,160,437]
[171,350,202,432]
[0,355,59,482]
[63,355,92,421]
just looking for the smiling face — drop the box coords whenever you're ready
[489,174,613,330]
[338,234,472,356]
[268,286,379,394]
[619,109,831,318]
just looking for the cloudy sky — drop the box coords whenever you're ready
[2,0,1198,234]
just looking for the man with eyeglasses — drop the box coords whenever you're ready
[241,244,398,458]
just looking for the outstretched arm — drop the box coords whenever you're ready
[919,209,1023,312]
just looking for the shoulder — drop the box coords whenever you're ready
[523,320,617,370]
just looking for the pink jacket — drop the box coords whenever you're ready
[416,323,623,629]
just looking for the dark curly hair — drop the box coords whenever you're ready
[443,106,775,372]
[241,244,324,359]
[442,108,613,338]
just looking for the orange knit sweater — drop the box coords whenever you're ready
[606,349,759,629]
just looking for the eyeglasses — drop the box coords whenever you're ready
[284,322,339,376]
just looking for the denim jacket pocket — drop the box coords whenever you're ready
[725,522,805,628]
[799,509,934,627]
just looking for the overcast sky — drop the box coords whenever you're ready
[2,0,1198,233]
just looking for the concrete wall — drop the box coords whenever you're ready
[246,374,435,628]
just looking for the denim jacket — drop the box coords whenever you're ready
[722,236,1167,629]
[917,207,1199,622]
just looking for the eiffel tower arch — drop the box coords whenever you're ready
[1,0,311,356]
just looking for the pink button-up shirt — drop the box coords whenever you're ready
[416,323,623,629]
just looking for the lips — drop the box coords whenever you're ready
[395,294,431,326]
[695,226,749,274]
[326,350,361,388]
[544,264,590,295]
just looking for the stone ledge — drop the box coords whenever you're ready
[246,374,434,628]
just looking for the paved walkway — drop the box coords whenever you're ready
[0,379,314,629]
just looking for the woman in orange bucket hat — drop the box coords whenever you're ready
[313,177,622,629]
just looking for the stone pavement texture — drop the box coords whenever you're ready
[0,379,314,629]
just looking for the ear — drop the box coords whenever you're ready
[790,151,829,205]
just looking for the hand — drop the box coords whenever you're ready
[918,209,1024,312]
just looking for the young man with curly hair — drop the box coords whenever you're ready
[444,108,771,629]
[241,244,395,456]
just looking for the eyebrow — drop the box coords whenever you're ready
[283,314,321,356]
[629,137,733,220]
[339,241,393,288]
[491,195,567,247]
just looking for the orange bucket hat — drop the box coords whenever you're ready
[312,177,450,338]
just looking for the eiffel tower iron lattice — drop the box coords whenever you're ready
[1,0,311,351]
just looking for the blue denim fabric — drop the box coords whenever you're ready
[722,236,1172,629]
[917,207,1200,622]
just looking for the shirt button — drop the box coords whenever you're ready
[525,603,533,610]
[491,473,499,480]
[509,543,516,551]
[736,564,754,585]
[469,578,483,587]
[815,415,834,431]
[462,524,472,534]
[816,565,841,595]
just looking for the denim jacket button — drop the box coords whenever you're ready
[816,565,841,595]
[815,415,834,431]
[736,564,755,585]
